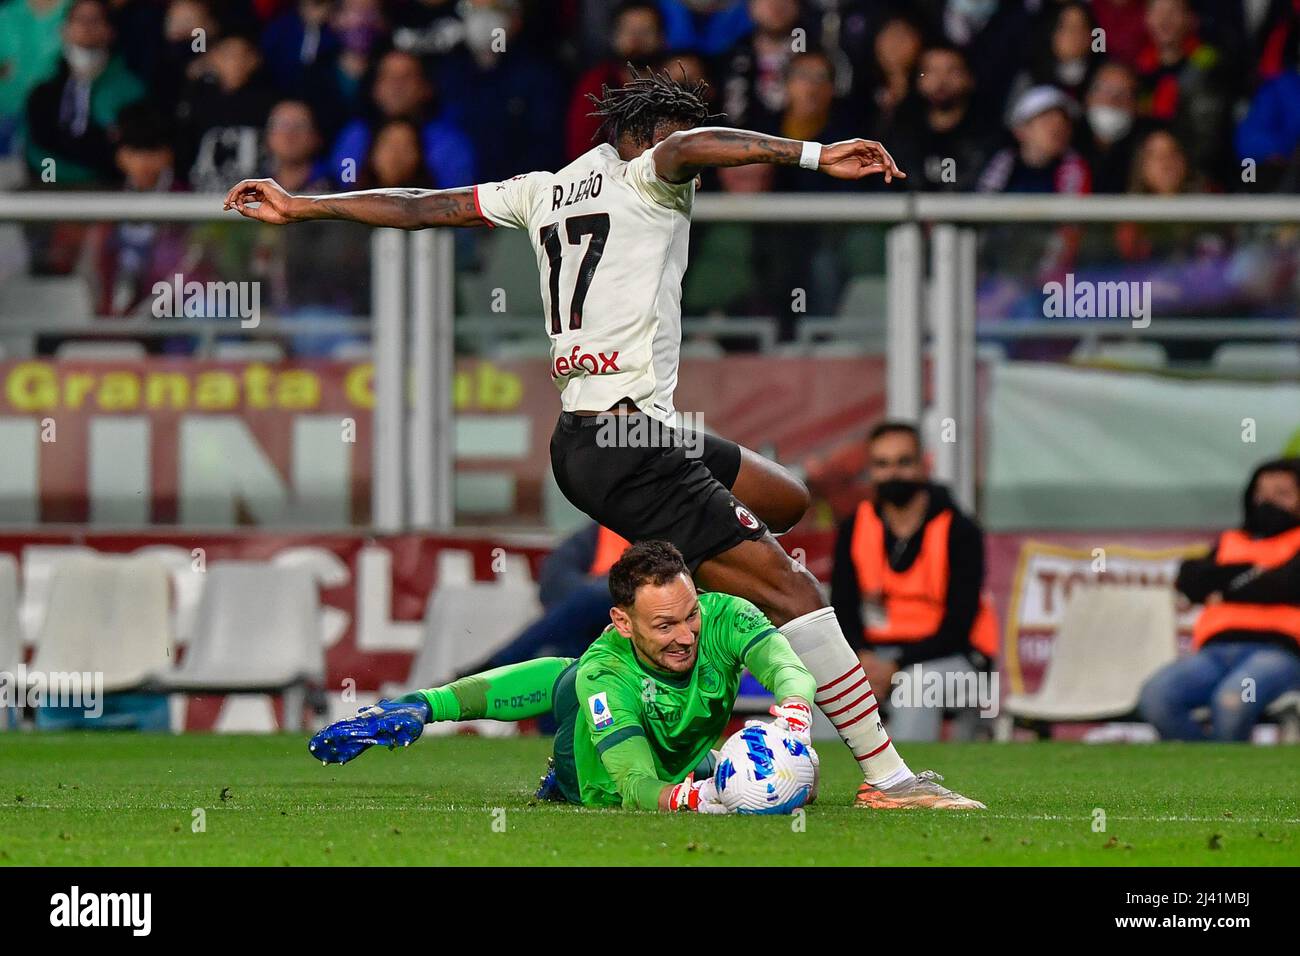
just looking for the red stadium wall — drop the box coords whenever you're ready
[0,356,889,528]
[0,527,1215,731]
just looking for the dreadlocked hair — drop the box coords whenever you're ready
[587,63,722,147]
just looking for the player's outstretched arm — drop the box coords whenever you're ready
[652,127,906,184]
[224,178,485,230]
[598,734,726,813]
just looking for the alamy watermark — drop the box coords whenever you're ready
[889,663,999,718]
[594,410,706,458]
[49,886,151,936]
[1042,273,1151,329]
[0,666,104,718]
[151,274,260,328]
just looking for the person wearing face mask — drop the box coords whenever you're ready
[1139,459,1300,742]
[22,0,144,186]
[0,0,72,155]
[830,421,999,742]
[1079,60,1143,194]
[1007,1,1098,107]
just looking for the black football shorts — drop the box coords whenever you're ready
[549,410,769,572]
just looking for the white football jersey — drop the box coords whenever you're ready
[473,143,694,424]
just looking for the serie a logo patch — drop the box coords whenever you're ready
[588,692,614,729]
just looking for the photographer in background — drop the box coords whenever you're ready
[830,421,998,742]
[1140,458,1300,741]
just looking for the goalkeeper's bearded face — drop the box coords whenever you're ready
[609,572,701,674]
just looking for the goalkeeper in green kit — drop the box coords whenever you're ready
[309,540,817,812]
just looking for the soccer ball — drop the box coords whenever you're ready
[713,720,818,815]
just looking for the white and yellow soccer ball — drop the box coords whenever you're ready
[712,720,818,814]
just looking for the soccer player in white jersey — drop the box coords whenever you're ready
[225,67,984,809]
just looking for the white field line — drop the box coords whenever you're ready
[5,804,1298,825]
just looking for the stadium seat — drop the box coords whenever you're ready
[329,340,372,360]
[28,554,173,693]
[1069,340,1167,369]
[999,585,1178,735]
[0,275,93,321]
[0,275,93,356]
[212,341,286,361]
[55,340,148,361]
[0,555,20,729]
[397,550,540,736]
[1269,692,1300,743]
[680,337,725,358]
[1211,342,1300,376]
[487,338,553,360]
[164,561,324,731]
[458,230,544,328]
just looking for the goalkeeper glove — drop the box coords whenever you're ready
[768,700,813,741]
[666,773,728,814]
[307,698,430,765]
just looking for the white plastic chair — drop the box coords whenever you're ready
[0,275,93,321]
[329,340,372,361]
[1211,342,1300,376]
[165,561,323,730]
[1070,340,1167,369]
[55,340,147,361]
[28,554,173,692]
[212,341,286,361]
[396,551,541,737]
[0,555,20,729]
[1000,585,1178,732]
[404,551,541,689]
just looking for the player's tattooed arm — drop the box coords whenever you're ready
[652,127,905,184]
[223,179,485,229]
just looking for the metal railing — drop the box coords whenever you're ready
[3,191,1298,530]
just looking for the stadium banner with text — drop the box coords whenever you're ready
[984,532,1213,695]
[0,359,376,526]
[986,362,1300,531]
[0,356,885,528]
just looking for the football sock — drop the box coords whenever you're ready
[401,657,575,723]
[780,607,911,787]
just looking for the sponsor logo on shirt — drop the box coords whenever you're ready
[553,345,621,379]
[698,663,721,694]
[588,691,614,729]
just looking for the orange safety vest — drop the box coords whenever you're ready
[589,526,631,575]
[849,501,999,658]
[1191,525,1300,650]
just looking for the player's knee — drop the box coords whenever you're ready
[757,563,824,627]
[763,476,811,534]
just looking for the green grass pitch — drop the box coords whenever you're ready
[1,733,1296,866]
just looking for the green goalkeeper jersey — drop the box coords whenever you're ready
[572,591,816,810]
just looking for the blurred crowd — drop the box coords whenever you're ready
[7,0,1300,196]
[2,0,1299,345]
